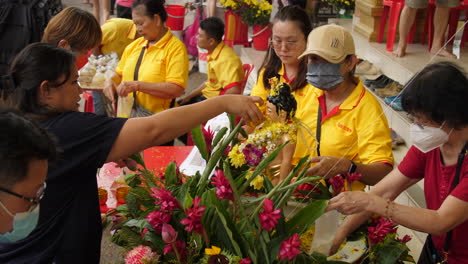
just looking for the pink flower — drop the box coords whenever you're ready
[180,197,206,234]
[293,179,322,198]
[329,175,344,195]
[259,198,282,231]
[161,223,177,243]
[239,257,252,264]
[211,170,234,200]
[368,217,397,245]
[140,228,149,239]
[223,145,232,156]
[163,240,187,260]
[279,233,301,260]
[150,188,181,213]
[202,126,215,152]
[125,245,158,264]
[146,210,171,233]
[242,144,265,166]
[397,234,412,244]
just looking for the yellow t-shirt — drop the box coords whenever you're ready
[100,18,137,57]
[250,64,311,116]
[294,79,394,189]
[116,29,189,114]
[202,42,244,98]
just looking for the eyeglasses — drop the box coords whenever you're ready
[0,182,46,213]
[270,39,300,50]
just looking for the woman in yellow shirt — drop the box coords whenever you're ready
[104,0,189,128]
[250,5,312,114]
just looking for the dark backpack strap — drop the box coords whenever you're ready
[316,104,322,157]
[132,46,146,107]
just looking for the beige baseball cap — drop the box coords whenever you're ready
[298,24,355,63]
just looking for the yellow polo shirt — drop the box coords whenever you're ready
[202,42,244,98]
[294,79,394,189]
[100,18,137,57]
[250,64,311,117]
[116,29,188,114]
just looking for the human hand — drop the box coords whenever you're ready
[326,191,374,215]
[177,96,191,106]
[103,79,117,102]
[222,95,264,126]
[307,156,350,179]
[116,81,140,97]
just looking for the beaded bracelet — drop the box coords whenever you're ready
[385,199,394,222]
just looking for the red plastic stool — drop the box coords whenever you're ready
[446,0,468,47]
[378,0,418,52]
[83,91,94,113]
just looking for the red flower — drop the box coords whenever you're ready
[397,234,412,244]
[345,172,362,183]
[161,223,178,243]
[329,175,344,195]
[202,126,215,152]
[368,217,397,245]
[141,228,149,239]
[146,210,171,233]
[279,233,301,260]
[239,257,252,264]
[180,197,206,234]
[163,240,187,261]
[150,188,181,213]
[211,170,234,200]
[294,180,322,198]
[259,198,282,231]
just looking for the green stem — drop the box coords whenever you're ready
[171,241,182,263]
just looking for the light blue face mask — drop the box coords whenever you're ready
[306,62,344,90]
[0,201,39,243]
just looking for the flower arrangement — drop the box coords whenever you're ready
[220,0,273,26]
[324,0,355,14]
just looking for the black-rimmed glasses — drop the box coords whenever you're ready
[0,182,46,212]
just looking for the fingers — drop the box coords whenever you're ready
[249,96,264,105]
[104,85,115,102]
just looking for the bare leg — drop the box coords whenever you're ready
[101,0,110,24]
[207,0,216,17]
[93,0,100,23]
[430,6,457,58]
[393,6,417,57]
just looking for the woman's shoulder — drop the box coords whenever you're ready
[41,111,126,133]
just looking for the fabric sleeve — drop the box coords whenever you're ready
[165,42,188,88]
[249,69,269,113]
[398,146,427,179]
[218,57,244,89]
[356,98,394,166]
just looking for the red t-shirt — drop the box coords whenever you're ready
[398,146,468,264]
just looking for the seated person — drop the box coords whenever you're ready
[0,108,57,241]
[179,17,244,105]
[91,18,141,57]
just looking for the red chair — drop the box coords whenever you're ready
[446,0,468,47]
[83,91,94,113]
[219,63,254,95]
[378,0,418,52]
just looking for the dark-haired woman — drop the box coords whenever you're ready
[328,62,468,264]
[250,5,312,115]
[0,43,263,263]
[104,0,189,130]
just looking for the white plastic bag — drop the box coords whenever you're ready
[310,210,342,255]
[117,95,134,118]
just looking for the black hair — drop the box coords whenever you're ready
[267,83,297,119]
[132,0,168,23]
[1,43,76,118]
[401,61,468,129]
[259,5,312,92]
[200,17,224,43]
[0,107,58,188]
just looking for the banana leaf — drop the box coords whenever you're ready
[285,199,328,234]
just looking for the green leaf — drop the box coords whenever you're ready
[144,230,165,252]
[191,125,209,161]
[110,227,146,251]
[212,127,228,149]
[164,162,178,186]
[124,219,151,230]
[128,152,146,168]
[126,192,142,218]
[213,207,243,257]
[183,192,193,209]
[286,200,328,234]
[140,169,158,189]
[124,173,141,188]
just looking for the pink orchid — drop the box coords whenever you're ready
[161,223,178,243]
[368,217,397,245]
[397,234,412,244]
[279,233,302,260]
[259,198,282,231]
[239,257,252,264]
[146,210,171,233]
[211,170,234,200]
[150,188,181,213]
[125,245,158,264]
[180,197,206,234]
[329,175,344,195]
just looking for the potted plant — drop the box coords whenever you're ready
[237,0,273,51]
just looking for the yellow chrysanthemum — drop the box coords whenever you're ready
[228,145,245,168]
[245,170,264,190]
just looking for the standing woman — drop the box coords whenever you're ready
[0,43,263,263]
[104,0,189,133]
[250,5,312,114]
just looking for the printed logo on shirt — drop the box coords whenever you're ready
[209,79,216,83]
[336,122,352,133]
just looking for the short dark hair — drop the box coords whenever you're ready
[2,43,76,117]
[200,17,224,43]
[0,107,58,187]
[267,83,297,119]
[401,61,468,129]
[132,0,168,22]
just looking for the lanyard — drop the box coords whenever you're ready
[316,105,322,157]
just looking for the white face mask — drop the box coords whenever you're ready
[410,122,451,153]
